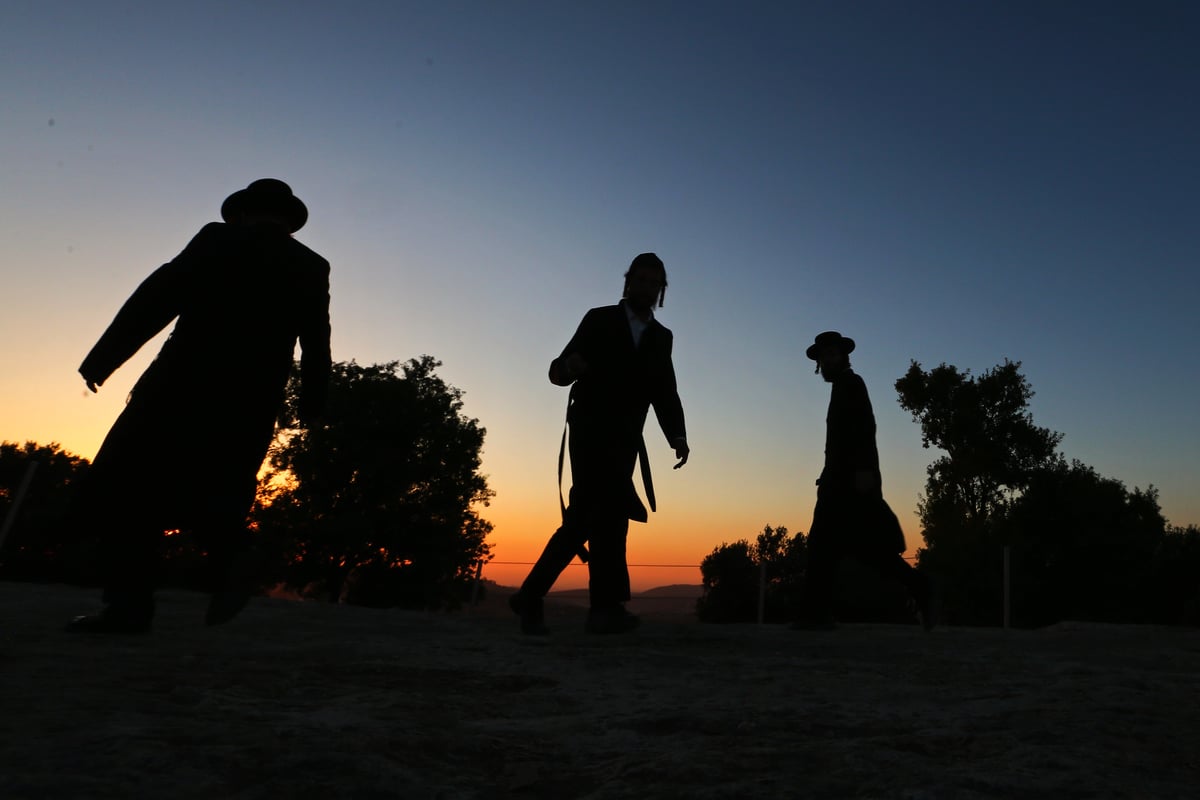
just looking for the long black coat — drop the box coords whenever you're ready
[813,367,905,554]
[818,368,880,492]
[554,301,686,522]
[79,222,331,529]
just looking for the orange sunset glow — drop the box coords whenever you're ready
[3,1,1198,612]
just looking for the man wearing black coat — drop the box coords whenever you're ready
[796,331,935,630]
[510,253,689,635]
[67,179,331,633]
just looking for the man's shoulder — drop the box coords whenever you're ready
[832,368,867,388]
[193,223,326,259]
[833,370,872,401]
[580,304,623,324]
[282,236,330,272]
[587,303,671,328]
[587,303,623,316]
[189,221,230,244]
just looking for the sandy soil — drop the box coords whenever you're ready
[2,581,1198,799]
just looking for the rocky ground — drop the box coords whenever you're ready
[2,581,1198,799]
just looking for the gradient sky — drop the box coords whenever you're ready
[3,1,1198,591]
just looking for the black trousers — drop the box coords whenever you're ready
[521,423,638,609]
[80,396,274,616]
[82,474,256,617]
[801,491,926,620]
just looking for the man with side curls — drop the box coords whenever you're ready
[510,253,689,635]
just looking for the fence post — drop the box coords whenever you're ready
[757,562,767,625]
[1003,545,1011,630]
[0,461,40,550]
[469,560,484,607]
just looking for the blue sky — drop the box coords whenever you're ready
[2,1,1197,589]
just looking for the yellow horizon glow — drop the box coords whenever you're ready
[482,504,921,593]
[4,383,923,596]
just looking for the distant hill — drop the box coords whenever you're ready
[626,584,702,619]
[481,581,702,599]
[475,579,702,619]
[545,584,701,600]
[637,584,703,599]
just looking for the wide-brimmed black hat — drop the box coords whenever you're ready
[805,331,856,361]
[220,178,308,232]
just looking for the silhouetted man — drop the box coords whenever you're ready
[795,331,935,630]
[510,253,689,635]
[67,179,331,633]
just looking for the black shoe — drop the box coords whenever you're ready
[65,608,152,634]
[585,605,640,635]
[509,592,549,636]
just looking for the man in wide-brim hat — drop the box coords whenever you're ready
[795,331,937,630]
[67,178,331,633]
[219,177,309,233]
[509,252,690,636]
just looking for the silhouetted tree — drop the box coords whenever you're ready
[697,525,805,623]
[895,360,1064,624]
[997,461,1166,626]
[696,539,756,622]
[1144,524,1200,625]
[252,357,493,609]
[894,360,1192,627]
[896,359,1064,524]
[0,441,93,582]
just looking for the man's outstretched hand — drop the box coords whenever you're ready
[672,438,690,469]
[80,369,102,394]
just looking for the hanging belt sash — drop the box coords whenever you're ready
[558,417,655,564]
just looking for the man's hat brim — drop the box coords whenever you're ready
[220,179,308,233]
[806,331,856,361]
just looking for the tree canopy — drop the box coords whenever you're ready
[896,359,1063,526]
[252,357,493,608]
[695,524,918,625]
[894,359,1192,626]
[998,460,1166,626]
[696,525,806,623]
[0,441,92,583]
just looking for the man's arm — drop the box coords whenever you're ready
[670,436,689,468]
[548,309,597,386]
[848,375,881,493]
[548,352,588,386]
[297,258,332,424]
[650,331,688,467]
[77,226,214,391]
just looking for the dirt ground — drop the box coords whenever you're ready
[2,581,1198,799]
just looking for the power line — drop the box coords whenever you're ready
[487,560,699,568]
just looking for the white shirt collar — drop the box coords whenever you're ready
[623,301,653,347]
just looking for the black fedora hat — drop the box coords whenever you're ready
[220,178,308,233]
[805,331,856,361]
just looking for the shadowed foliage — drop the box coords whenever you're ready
[696,525,805,623]
[895,359,1193,627]
[1144,523,1200,626]
[999,462,1168,626]
[0,441,94,583]
[895,359,1063,625]
[251,357,493,609]
[696,524,919,625]
[896,359,1064,525]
